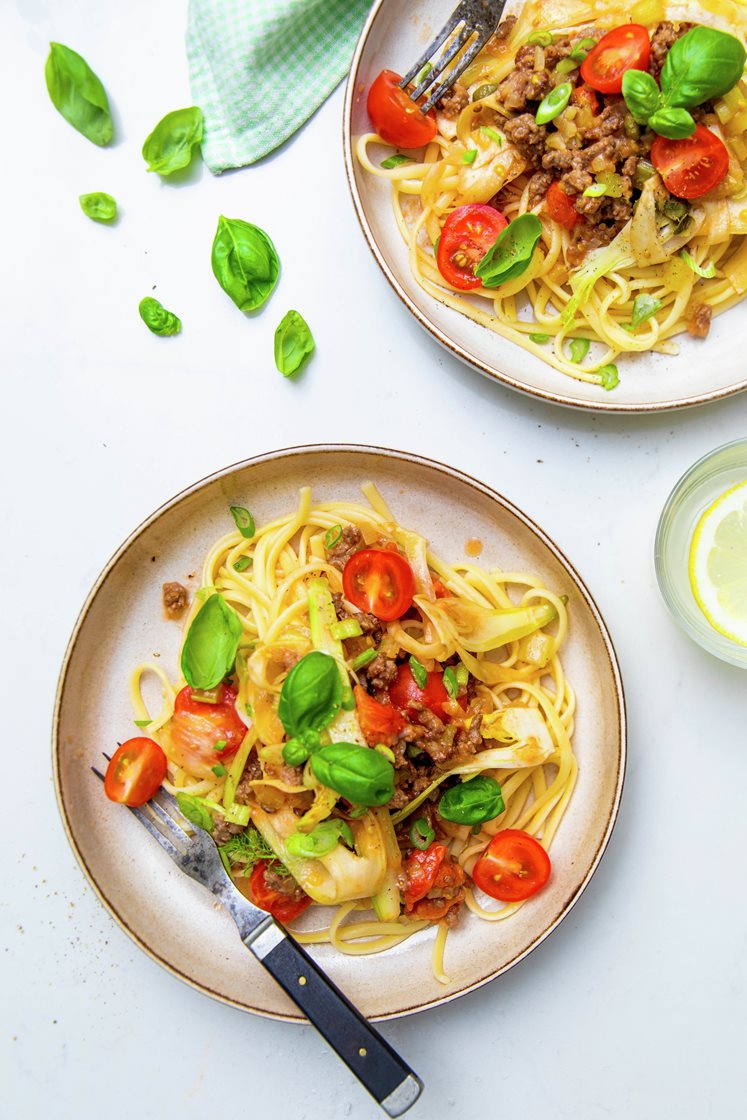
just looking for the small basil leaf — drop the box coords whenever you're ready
[621,69,661,125]
[310,743,395,807]
[598,363,620,391]
[630,294,663,329]
[381,154,412,169]
[181,593,243,689]
[475,213,542,288]
[45,42,113,146]
[79,192,117,222]
[282,737,310,766]
[142,106,204,175]
[138,297,181,337]
[274,310,315,377]
[647,107,695,139]
[661,27,746,108]
[438,775,504,826]
[211,216,280,312]
[409,655,428,690]
[176,793,214,832]
[230,506,255,538]
[278,651,342,738]
[286,819,354,858]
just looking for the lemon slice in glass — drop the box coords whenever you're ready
[689,480,747,646]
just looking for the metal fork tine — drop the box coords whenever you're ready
[399,14,461,88]
[91,766,105,781]
[421,34,487,113]
[129,803,183,862]
[102,751,111,762]
[153,785,180,813]
[147,795,190,844]
[417,23,472,94]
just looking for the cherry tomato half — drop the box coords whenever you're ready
[367,69,437,148]
[408,855,465,920]
[168,684,248,779]
[389,663,466,721]
[651,125,730,199]
[580,25,650,95]
[471,829,551,902]
[342,548,416,621]
[437,204,508,290]
[104,737,168,806]
[571,84,600,115]
[545,181,581,230]
[354,685,407,746]
[246,862,311,923]
[403,842,447,908]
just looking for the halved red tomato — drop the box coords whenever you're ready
[104,737,167,806]
[437,204,508,290]
[571,84,600,114]
[545,181,580,230]
[167,684,248,779]
[246,862,311,923]
[367,69,437,148]
[403,842,447,908]
[354,685,407,746]
[471,829,551,902]
[580,25,650,94]
[651,125,730,199]
[389,663,466,721]
[343,548,415,621]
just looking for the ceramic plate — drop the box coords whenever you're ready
[343,0,747,413]
[53,445,625,1021]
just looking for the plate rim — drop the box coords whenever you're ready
[52,442,627,1021]
[341,0,747,415]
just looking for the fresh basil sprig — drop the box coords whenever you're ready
[142,107,204,175]
[45,42,113,146]
[138,296,181,336]
[310,743,395,807]
[622,27,746,139]
[475,214,542,288]
[181,593,243,689]
[438,775,504,826]
[286,819,355,858]
[274,310,315,377]
[279,651,343,765]
[79,192,117,222]
[211,216,280,312]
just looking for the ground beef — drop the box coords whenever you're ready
[566,221,619,266]
[212,817,246,846]
[162,581,189,619]
[362,654,398,691]
[388,754,438,810]
[332,593,383,643]
[687,303,712,339]
[503,113,547,168]
[326,525,364,570]
[485,14,517,50]
[233,751,263,804]
[264,867,308,902]
[649,21,693,79]
[497,67,553,113]
[527,170,553,207]
[437,82,468,118]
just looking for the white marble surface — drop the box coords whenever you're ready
[3,2,746,1118]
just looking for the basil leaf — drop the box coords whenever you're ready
[44,42,113,146]
[598,363,620,391]
[621,69,661,125]
[274,310,315,377]
[176,793,214,832]
[286,819,354,858]
[211,216,280,312]
[230,506,255,538]
[142,106,203,175]
[79,192,117,222]
[409,655,428,690]
[138,297,181,337]
[630,294,663,329]
[311,743,395,807]
[680,250,716,278]
[661,26,746,108]
[647,107,695,139]
[438,775,504,826]
[181,593,243,689]
[381,154,412,169]
[443,666,459,699]
[568,337,590,364]
[475,214,542,288]
[278,651,342,738]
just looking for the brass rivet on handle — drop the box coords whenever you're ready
[359,1047,367,1057]
[298,976,307,986]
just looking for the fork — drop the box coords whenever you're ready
[92,760,423,1117]
[400,0,509,113]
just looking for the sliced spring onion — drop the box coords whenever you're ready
[134,718,150,728]
[190,687,221,704]
[230,505,255,538]
[324,524,342,549]
[472,82,497,102]
[635,158,656,186]
[351,647,377,671]
[462,148,478,164]
[211,763,226,777]
[598,363,620,391]
[414,61,432,86]
[529,331,550,344]
[455,664,469,687]
[480,126,503,145]
[536,82,572,124]
[375,743,396,763]
[582,182,607,197]
[443,666,459,698]
[576,36,597,51]
[409,655,428,689]
[380,153,412,169]
[526,30,554,47]
[630,294,663,329]
[568,337,590,363]
[410,817,436,849]
[680,250,716,278]
[214,739,227,751]
[331,618,363,640]
[555,56,579,74]
[233,555,252,572]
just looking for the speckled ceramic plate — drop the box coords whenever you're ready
[343,0,747,412]
[53,445,625,1021]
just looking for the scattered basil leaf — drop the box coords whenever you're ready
[44,42,113,146]
[535,82,572,125]
[380,153,412,169]
[230,506,255,538]
[598,363,620,391]
[233,556,252,572]
[568,337,590,364]
[211,216,280,312]
[475,213,542,288]
[212,763,226,777]
[409,817,436,849]
[480,126,503,145]
[181,593,243,689]
[443,666,459,699]
[647,107,695,139]
[79,192,117,222]
[134,719,151,728]
[325,524,343,549]
[286,819,355,858]
[661,27,746,109]
[310,743,395,807]
[462,148,478,164]
[409,655,428,690]
[630,294,663,329]
[438,775,504,826]
[176,793,214,832]
[274,310,315,377]
[278,651,342,738]
[142,106,204,175]
[680,250,716,279]
[528,331,550,344]
[138,297,181,337]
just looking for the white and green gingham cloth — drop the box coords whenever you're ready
[187,0,371,173]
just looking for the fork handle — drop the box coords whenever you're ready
[246,923,423,1117]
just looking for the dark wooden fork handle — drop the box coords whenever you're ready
[246,923,423,1116]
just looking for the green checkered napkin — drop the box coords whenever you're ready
[187,0,371,173]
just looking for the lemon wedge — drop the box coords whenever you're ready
[689,481,747,646]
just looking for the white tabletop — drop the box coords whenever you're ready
[4,2,746,1117]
